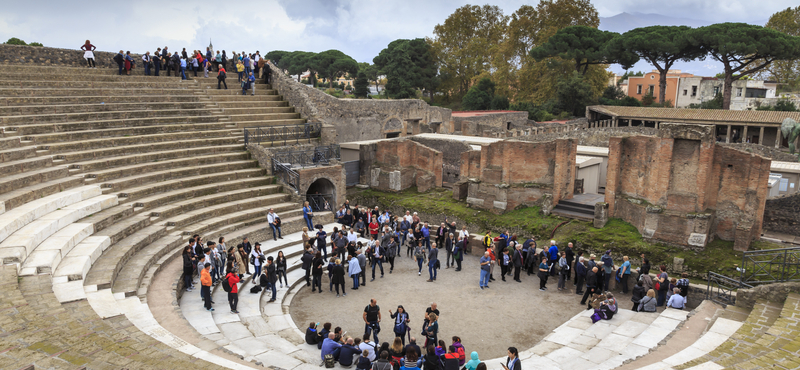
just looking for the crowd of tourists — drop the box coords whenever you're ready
[79,40,271,93]
[305,299,505,370]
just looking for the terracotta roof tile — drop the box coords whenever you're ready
[588,106,800,125]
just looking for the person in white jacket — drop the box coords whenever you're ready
[349,254,362,290]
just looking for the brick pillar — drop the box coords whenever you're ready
[759,126,764,145]
[726,125,731,143]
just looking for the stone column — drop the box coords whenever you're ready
[628,119,632,127]
[400,121,408,137]
[759,126,764,145]
[726,124,732,143]
[775,127,782,149]
[742,125,748,143]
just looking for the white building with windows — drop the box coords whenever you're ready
[675,77,780,110]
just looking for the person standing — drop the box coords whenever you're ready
[153,48,161,76]
[444,233,454,268]
[267,208,283,241]
[81,40,96,68]
[389,305,410,346]
[580,267,599,307]
[387,236,398,273]
[225,269,240,313]
[349,254,362,290]
[452,237,463,272]
[250,243,264,277]
[363,299,381,343]
[601,250,614,291]
[619,255,632,294]
[479,251,491,290]
[248,72,256,95]
[311,252,324,293]
[301,246,314,286]
[371,240,385,281]
[276,251,288,288]
[575,256,587,295]
[217,63,228,89]
[547,241,559,276]
[656,265,669,307]
[565,242,575,281]
[303,201,314,230]
[113,50,124,75]
[500,248,510,282]
[200,263,214,311]
[512,242,523,283]
[142,52,151,75]
[265,256,277,302]
[424,313,438,348]
[332,259,347,297]
[179,56,187,80]
[234,245,246,278]
[316,225,328,262]
[557,251,569,291]
[414,242,426,276]
[538,257,549,291]
[427,243,439,282]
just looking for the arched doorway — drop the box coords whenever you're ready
[306,178,336,212]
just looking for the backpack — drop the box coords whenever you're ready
[455,346,465,365]
[250,285,262,294]
[324,354,336,368]
[222,276,232,292]
[388,358,401,370]
[113,54,123,64]
[219,70,226,79]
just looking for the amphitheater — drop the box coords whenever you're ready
[0,54,799,370]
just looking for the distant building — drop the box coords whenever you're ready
[675,78,779,110]
[626,70,695,105]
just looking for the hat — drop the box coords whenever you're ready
[590,254,597,258]
[315,224,323,229]
[596,261,604,266]
[605,250,611,255]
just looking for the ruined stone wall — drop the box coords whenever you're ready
[268,62,452,143]
[605,124,770,249]
[0,44,141,68]
[361,139,443,192]
[520,126,657,147]
[461,139,576,212]
[763,193,800,236]
[296,165,347,208]
[453,112,530,132]
[409,137,472,183]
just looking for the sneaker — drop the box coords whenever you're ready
[279,236,283,239]
[426,279,433,282]
[418,272,421,276]
[480,286,484,290]
[343,293,347,296]
[381,275,384,278]
[231,310,237,314]
[336,294,340,297]
[540,288,546,291]
[208,308,215,311]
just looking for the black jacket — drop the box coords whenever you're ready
[305,327,320,344]
[339,344,360,366]
[631,285,646,303]
[331,265,346,284]
[586,270,597,288]
[512,249,523,267]
[422,354,441,370]
[301,252,313,270]
[265,263,277,284]
[182,253,194,275]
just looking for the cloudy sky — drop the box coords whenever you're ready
[1,0,796,75]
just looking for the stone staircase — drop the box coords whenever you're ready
[0,64,329,369]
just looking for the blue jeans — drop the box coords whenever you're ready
[180,67,187,80]
[372,260,384,278]
[428,260,437,280]
[352,274,359,289]
[364,321,380,343]
[253,264,262,278]
[305,216,313,230]
[417,258,424,273]
[270,224,282,239]
[400,231,407,246]
[425,237,431,250]
[144,63,151,75]
[480,269,490,287]
[117,63,123,75]
[267,281,277,301]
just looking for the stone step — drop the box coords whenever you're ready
[0,146,36,163]
[92,214,152,245]
[169,199,298,230]
[0,87,206,97]
[0,94,201,106]
[112,233,184,296]
[84,223,168,290]
[203,94,283,102]
[180,205,303,239]
[0,79,197,89]
[147,185,284,221]
[0,193,117,264]
[222,112,302,122]
[42,128,236,153]
[201,86,279,95]
[234,118,308,128]
[6,114,220,135]
[23,121,229,144]
[0,154,53,178]
[0,173,84,212]
[69,144,244,173]
[0,72,209,83]
[0,136,21,150]
[0,101,207,116]
[215,100,289,109]
[85,151,251,183]
[53,235,112,282]
[100,159,259,193]
[217,107,296,115]
[116,167,265,202]
[19,222,94,275]
[0,185,100,242]
[0,107,214,125]
[133,177,277,211]
[55,136,241,163]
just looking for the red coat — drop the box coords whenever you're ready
[226,273,240,293]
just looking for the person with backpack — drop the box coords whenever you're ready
[450,337,466,366]
[363,299,381,343]
[223,269,240,313]
[441,346,460,370]
[390,305,410,346]
[372,351,392,370]
[358,334,377,361]
[321,333,342,366]
[113,50,124,75]
[422,345,441,370]
[638,289,657,312]
[217,62,228,89]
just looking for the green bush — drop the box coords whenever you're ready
[28,42,42,47]
[688,93,723,109]
[4,37,27,45]
[490,95,510,110]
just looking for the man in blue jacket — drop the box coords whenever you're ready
[548,240,559,276]
[601,250,614,292]
[320,333,342,362]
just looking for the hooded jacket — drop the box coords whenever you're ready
[465,352,480,370]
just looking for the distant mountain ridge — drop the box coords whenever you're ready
[599,12,713,33]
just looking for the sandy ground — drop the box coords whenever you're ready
[289,252,587,359]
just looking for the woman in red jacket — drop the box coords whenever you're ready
[225,271,240,313]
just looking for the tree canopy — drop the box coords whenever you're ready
[530,25,638,74]
[353,71,370,98]
[690,22,800,109]
[312,50,359,88]
[4,37,41,46]
[762,6,800,91]
[373,38,438,99]
[607,25,704,104]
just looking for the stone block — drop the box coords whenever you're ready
[452,181,469,200]
[493,201,507,210]
[466,197,484,207]
[594,202,609,228]
[370,168,381,187]
[688,233,707,247]
[416,173,434,193]
[389,170,403,191]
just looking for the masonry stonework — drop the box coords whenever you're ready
[0,44,139,68]
[460,139,577,213]
[359,139,443,192]
[604,123,770,250]
[268,63,452,143]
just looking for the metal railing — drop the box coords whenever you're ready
[273,162,300,192]
[305,193,334,212]
[740,246,800,285]
[243,122,322,146]
[273,144,340,168]
[706,272,752,307]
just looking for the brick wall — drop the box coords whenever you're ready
[763,193,800,236]
[462,139,576,212]
[605,124,770,249]
[362,139,443,192]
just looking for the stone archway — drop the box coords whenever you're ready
[383,117,403,138]
[305,177,336,212]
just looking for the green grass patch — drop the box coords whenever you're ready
[352,187,787,279]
